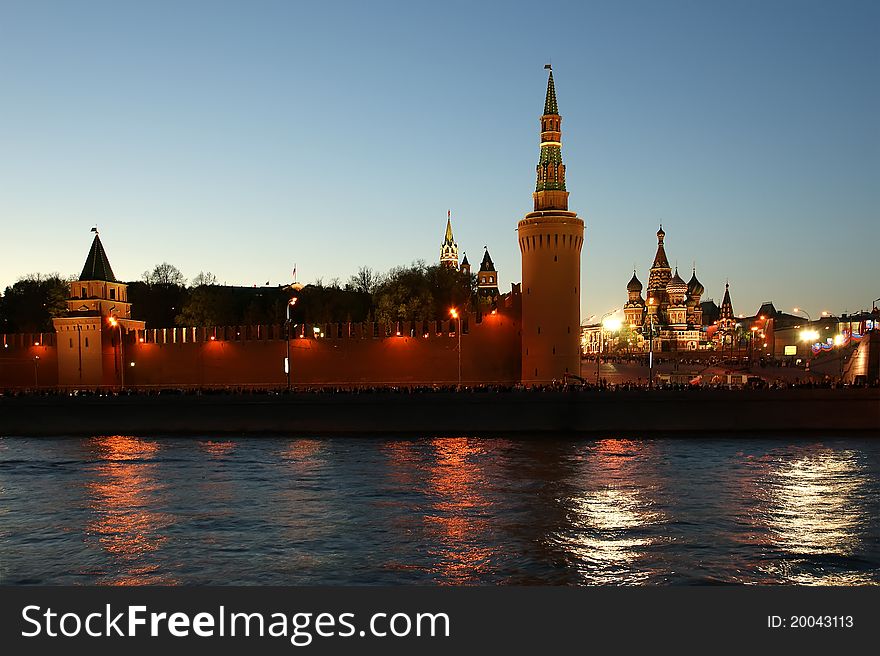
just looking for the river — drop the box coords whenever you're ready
[1,436,878,585]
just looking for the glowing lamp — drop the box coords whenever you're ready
[602,317,622,332]
[799,329,820,342]
[834,334,844,346]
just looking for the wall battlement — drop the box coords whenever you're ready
[1,312,521,389]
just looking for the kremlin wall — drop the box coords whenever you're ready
[1,69,578,391]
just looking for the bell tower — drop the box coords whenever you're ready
[518,66,585,384]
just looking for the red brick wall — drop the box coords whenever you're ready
[1,313,522,389]
[0,333,58,388]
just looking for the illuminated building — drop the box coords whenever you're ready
[51,231,145,387]
[476,248,500,308]
[439,211,459,269]
[519,66,585,383]
[619,226,724,351]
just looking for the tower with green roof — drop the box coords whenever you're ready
[518,66,585,384]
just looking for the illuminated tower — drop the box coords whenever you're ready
[518,66,584,384]
[52,230,144,387]
[624,271,646,328]
[686,267,704,326]
[477,248,500,306]
[719,282,735,329]
[440,211,459,269]
[646,225,672,322]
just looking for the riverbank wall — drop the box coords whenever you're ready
[2,388,877,437]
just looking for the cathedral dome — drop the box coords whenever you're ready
[687,268,704,297]
[666,268,687,295]
[627,271,643,293]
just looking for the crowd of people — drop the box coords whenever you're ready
[2,376,876,398]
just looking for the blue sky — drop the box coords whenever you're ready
[1,0,878,319]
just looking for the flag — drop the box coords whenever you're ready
[544,63,552,70]
[90,227,97,233]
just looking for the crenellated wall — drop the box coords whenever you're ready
[0,333,59,388]
[1,311,521,389]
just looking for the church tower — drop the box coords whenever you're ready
[440,211,459,269]
[52,230,145,388]
[518,67,585,384]
[646,225,672,322]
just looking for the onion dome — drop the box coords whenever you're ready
[666,268,688,295]
[687,267,704,297]
[627,270,643,293]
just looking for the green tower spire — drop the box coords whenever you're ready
[535,66,566,198]
[544,69,558,115]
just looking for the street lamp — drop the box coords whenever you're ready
[793,307,812,322]
[108,316,123,388]
[450,308,461,388]
[749,325,758,371]
[286,297,298,391]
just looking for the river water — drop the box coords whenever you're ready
[1,436,878,585]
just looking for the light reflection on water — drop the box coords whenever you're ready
[755,448,873,585]
[84,436,176,585]
[0,436,878,585]
[552,440,669,584]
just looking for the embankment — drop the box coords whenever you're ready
[2,388,878,437]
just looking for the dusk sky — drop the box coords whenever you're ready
[2,0,877,320]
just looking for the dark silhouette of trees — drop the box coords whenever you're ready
[0,274,70,332]
[2,262,479,332]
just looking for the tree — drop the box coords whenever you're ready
[192,271,218,287]
[142,262,186,287]
[347,266,378,295]
[130,263,189,327]
[0,273,70,333]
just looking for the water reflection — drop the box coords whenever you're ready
[198,439,236,458]
[84,436,176,585]
[424,438,496,584]
[758,447,874,584]
[553,439,668,584]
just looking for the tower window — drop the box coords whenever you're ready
[84,337,89,348]
[82,287,87,298]
[537,326,541,334]
[109,288,115,300]
[69,338,73,348]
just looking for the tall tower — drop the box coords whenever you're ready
[518,67,584,384]
[440,211,459,269]
[53,230,144,387]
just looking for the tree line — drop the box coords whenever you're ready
[0,262,477,332]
